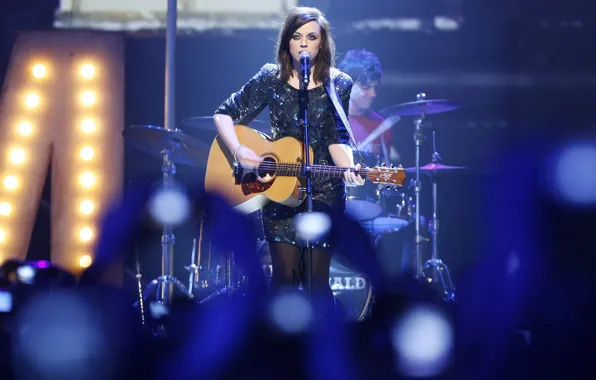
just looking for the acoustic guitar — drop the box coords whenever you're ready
[205,125,406,214]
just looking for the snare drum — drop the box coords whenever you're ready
[361,216,417,278]
[360,217,412,273]
[345,196,383,222]
[360,216,409,235]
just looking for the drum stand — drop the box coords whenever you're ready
[134,153,189,314]
[184,204,207,297]
[184,238,199,298]
[417,105,456,302]
[200,251,241,303]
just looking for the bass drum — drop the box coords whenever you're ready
[329,256,373,321]
[258,241,373,321]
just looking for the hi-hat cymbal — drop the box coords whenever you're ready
[123,124,209,167]
[181,116,271,137]
[404,162,468,174]
[381,99,460,117]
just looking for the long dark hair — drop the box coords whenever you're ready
[275,7,335,85]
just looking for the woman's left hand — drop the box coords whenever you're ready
[344,163,365,187]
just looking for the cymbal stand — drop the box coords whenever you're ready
[134,153,189,310]
[422,126,456,302]
[184,238,199,298]
[134,248,146,326]
[185,204,205,297]
[202,218,214,290]
[226,252,234,299]
[131,0,189,333]
[198,213,245,304]
[413,93,427,281]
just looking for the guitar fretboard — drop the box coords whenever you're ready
[274,163,372,179]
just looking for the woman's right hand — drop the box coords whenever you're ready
[235,145,263,169]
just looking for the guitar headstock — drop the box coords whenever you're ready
[364,165,406,187]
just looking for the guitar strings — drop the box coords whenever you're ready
[247,162,397,172]
[244,162,366,173]
[237,161,403,182]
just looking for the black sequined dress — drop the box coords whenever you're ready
[215,63,353,248]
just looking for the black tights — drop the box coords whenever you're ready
[268,242,334,310]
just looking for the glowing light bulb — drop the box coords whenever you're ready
[3,176,18,190]
[81,92,95,106]
[80,200,94,215]
[18,122,32,136]
[79,172,96,188]
[32,64,47,79]
[10,149,25,164]
[80,64,96,79]
[81,118,96,133]
[80,146,95,161]
[0,202,12,216]
[79,254,93,268]
[25,94,39,108]
[79,227,93,242]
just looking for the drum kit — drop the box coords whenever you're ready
[124,93,462,325]
[347,93,461,302]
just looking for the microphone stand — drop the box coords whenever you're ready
[300,75,313,299]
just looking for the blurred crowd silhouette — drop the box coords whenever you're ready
[1,132,596,380]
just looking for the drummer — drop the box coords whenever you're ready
[338,49,400,166]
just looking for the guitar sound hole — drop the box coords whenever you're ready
[257,156,277,183]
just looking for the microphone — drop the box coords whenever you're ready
[299,51,311,88]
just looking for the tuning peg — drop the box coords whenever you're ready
[381,163,386,167]
[390,164,394,168]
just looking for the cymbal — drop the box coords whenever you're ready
[404,162,467,174]
[181,116,271,136]
[123,125,209,167]
[381,99,460,117]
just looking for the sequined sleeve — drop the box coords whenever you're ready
[326,73,352,146]
[214,64,274,124]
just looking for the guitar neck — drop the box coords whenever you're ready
[275,162,368,179]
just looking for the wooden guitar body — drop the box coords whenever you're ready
[205,126,313,214]
[205,125,405,214]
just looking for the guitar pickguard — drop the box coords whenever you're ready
[239,155,277,196]
[240,172,274,195]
